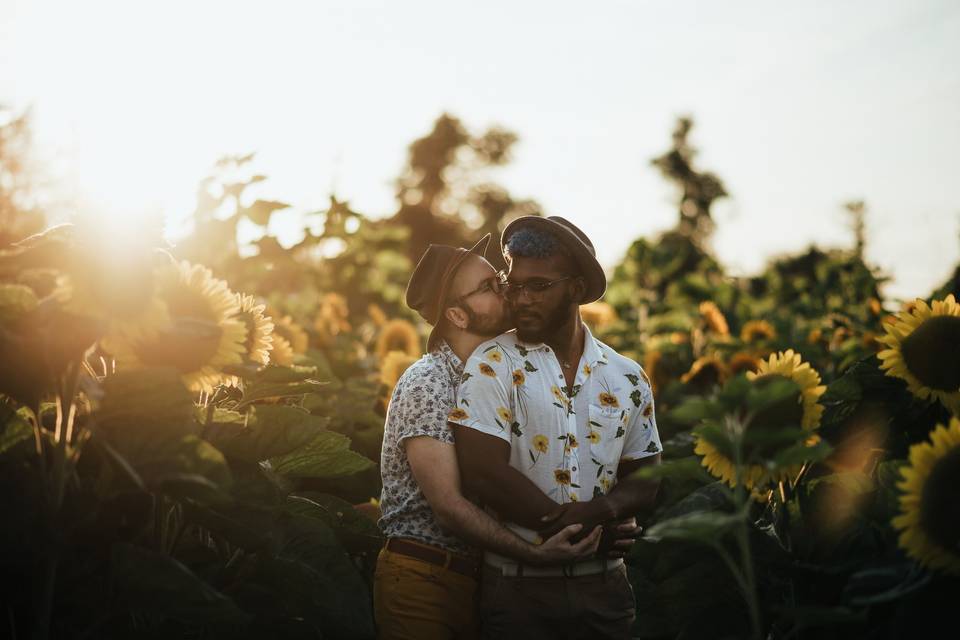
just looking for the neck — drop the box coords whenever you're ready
[444,328,492,363]
[544,311,585,366]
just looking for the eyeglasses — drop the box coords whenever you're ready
[449,273,507,307]
[501,273,576,300]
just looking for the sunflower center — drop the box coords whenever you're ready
[743,374,805,461]
[900,316,960,391]
[135,317,223,372]
[919,446,960,552]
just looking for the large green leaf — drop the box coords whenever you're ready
[0,406,34,458]
[97,367,196,443]
[645,509,745,544]
[631,456,714,484]
[270,430,375,479]
[237,380,328,408]
[289,493,383,554]
[182,501,280,552]
[111,543,249,627]
[206,405,329,462]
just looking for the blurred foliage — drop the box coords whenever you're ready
[1,110,958,640]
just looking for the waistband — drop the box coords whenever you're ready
[484,556,624,578]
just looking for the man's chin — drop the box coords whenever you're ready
[515,325,546,344]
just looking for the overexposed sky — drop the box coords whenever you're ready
[2,0,959,301]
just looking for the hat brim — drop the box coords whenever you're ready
[426,233,491,350]
[501,217,606,303]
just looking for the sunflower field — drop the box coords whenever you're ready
[1,112,958,639]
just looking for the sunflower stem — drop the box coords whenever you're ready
[728,413,762,640]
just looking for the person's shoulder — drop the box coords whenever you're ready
[596,339,652,388]
[466,330,525,362]
[394,352,446,391]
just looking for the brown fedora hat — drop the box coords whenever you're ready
[405,233,492,349]
[500,216,606,303]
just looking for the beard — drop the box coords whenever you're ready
[463,303,514,338]
[512,290,577,343]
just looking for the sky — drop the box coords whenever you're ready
[2,0,959,301]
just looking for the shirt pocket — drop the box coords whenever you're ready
[587,404,629,466]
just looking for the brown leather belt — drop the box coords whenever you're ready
[384,538,478,578]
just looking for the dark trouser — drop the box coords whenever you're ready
[479,564,635,640]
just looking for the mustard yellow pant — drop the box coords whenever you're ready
[373,548,479,640]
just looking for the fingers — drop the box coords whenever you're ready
[540,506,567,525]
[548,523,583,543]
[615,518,639,533]
[570,525,602,555]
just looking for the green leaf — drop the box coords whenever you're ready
[644,509,745,544]
[97,367,195,444]
[238,380,328,408]
[0,283,38,324]
[0,406,34,458]
[693,422,735,460]
[670,397,721,425]
[207,405,329,463]
[770,439,833,469]
[631,456,713,484]
[182,501,278,551]
[111,543,249,627]
[288,493,383,554]
[745,376,801,413]
[270,430,375,479]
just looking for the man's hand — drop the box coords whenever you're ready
[598,516,642,559]
[526,523,601,565]
[538,499,616,542]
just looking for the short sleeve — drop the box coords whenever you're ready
[387,368,454,446]
[620,368,662,460]
[449,343,515,444]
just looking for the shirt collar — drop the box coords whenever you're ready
[513,324,609,367]
[433,339,465,377]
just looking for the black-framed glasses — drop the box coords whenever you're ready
[449,273,507,307]
[501,273,576,300]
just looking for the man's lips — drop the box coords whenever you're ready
[513,311,542,323]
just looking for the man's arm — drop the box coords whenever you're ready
[451,423,561,530]
[405,435,600,564]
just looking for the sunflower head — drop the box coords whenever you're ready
[533,434,549,453]
[269,333,295,366]
[233,293,274,365]
[314,293,351,345]
[479,363,496,377]
[274,316,309,355]
[741,319,776,343]
[380,350,418,395]
[103,260,246,393]
[376,318,421,360]
[696,350,826,490]
[681,355,728,389]
[512,369,526,386]
[448,407,468,422]
[878,295,960,412]
[497,407,514,423]
[892,418,960,575]
[554,469,571,485]
[598,392,619,408]
[728,351,761,376]
[699,301,729,336]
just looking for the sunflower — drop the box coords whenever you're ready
[512,369,526,386]
[587,431,601,444]
[728,351,761,376]
[314,293,351,346]
[695,349,826,490]
[877,295,960,412]
[892,418,960,575]
[103,260,246,393]
[497,407,514,423]
[533,434,549,453]
[580,301,618,331]
[233,294,274,365]
[274,316,309,354]
[381,350,418,396]
[448,407,469,422]
[375,318,421,360]
[740,319,776,343]
[479,363,496,377]
[270,333,295,366]
[681,355,728,388]
[487,350,503,363]
[699,301,729,336]
[368,303,387,328]
[554,469,571,485]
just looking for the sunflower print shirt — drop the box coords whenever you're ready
[450,325,661,561]
[378,340,471,554]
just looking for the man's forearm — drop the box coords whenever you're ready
[465,462,558,530]
[436,494,539,562]
[604,455,662,520]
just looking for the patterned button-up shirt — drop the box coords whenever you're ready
[449,326,661,561]
[378,340,471,554]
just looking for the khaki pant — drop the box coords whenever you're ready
[373,548,479,640]
[479,564,636,640]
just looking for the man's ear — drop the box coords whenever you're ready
[571,275,587,303]
[444,306,469,330]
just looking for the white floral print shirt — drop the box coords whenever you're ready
[449,326,661,559]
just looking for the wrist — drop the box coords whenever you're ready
[594,496,617,522]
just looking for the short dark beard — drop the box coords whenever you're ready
[514,290,577,343]
[463,302,513,338]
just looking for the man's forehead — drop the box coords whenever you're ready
[453,254,495,287]
[507,254,571,279]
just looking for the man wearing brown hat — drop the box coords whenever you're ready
[374,233,604,640]
[450,217,663,639]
